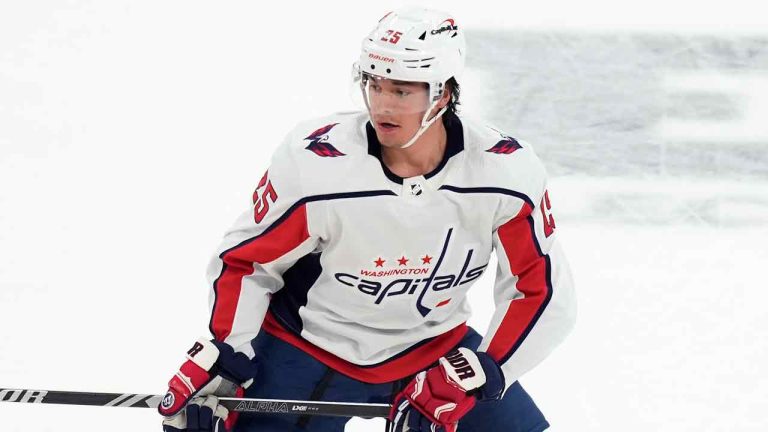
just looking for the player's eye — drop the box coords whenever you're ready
[396,89,410,97]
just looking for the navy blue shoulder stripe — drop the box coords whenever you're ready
[438,185,534,209]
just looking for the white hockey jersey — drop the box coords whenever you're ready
[206,110,576,391]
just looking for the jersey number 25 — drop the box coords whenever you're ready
[253,170,279,224]
[540,190,556,238]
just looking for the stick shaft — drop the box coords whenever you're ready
[0,388,391,418]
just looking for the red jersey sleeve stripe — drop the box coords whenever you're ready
[486,203,554,364]
[209,204,311,342]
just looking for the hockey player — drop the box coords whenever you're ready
[159,7,576,432]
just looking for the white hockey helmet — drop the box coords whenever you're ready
[358,7,465,92]
[354,7,466,148]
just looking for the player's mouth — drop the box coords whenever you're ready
[377,121,400,134]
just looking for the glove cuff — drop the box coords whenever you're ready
[210,340,258,388]
[475,351,505,401]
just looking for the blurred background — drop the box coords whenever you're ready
[1,1,766,430]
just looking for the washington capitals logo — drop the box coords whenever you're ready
[304,123,345,157]
[486,135,522,155]
[334,228,488,318]
[431,19,459,37]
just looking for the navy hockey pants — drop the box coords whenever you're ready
[234,328,550,432]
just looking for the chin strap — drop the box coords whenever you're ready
[398,101,448,149]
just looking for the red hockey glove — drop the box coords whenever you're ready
[389,348,504,432]
[158,338,258,432]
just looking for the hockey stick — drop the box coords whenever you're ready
[0,388,391,418]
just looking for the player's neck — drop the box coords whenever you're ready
[381,120,447,179]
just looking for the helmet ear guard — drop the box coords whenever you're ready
[430,81,445,103]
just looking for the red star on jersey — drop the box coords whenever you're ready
[421,255,432,264]
[374,257,385,267]
[397,256,409,266]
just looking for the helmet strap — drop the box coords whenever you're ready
[398,101,447,149]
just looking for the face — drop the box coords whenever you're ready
[364,75,448,148]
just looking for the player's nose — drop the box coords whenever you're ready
[369,100,396,115]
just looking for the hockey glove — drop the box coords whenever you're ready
[389,348,505,432]
[158,338,258,432]
[161,395,231,432]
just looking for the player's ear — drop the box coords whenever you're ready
[435,84,451,111]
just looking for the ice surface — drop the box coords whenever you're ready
[1,1,766,431]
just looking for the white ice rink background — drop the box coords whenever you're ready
[1,1,767,431]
